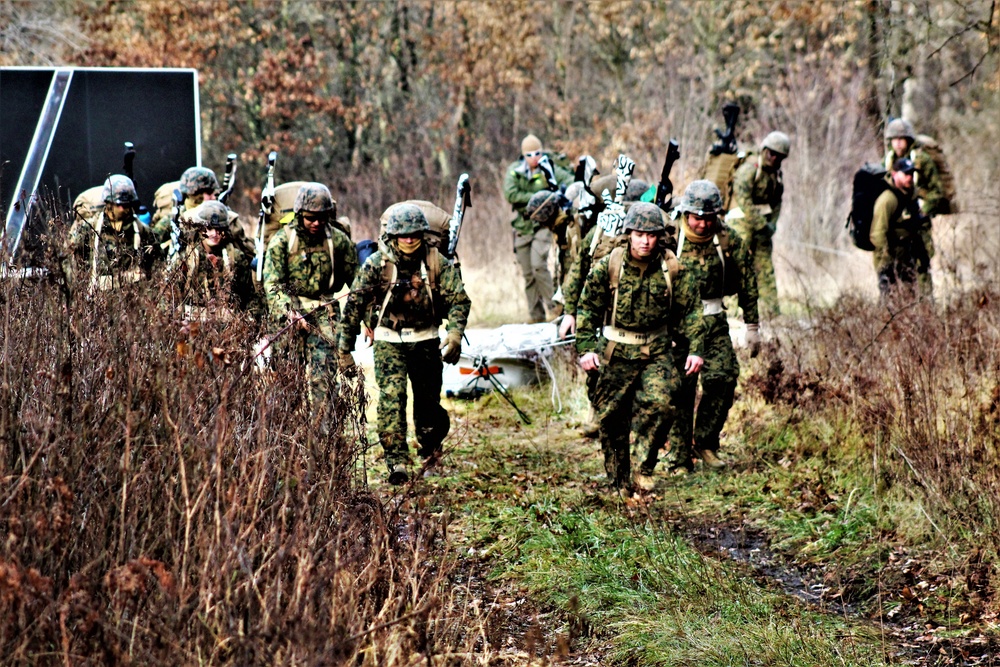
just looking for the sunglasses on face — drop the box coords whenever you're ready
[524,150,542,158]
[301,213,327,222]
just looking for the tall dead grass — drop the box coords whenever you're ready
[0,212,491,665]
[754,288,1000,554]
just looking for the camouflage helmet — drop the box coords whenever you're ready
[761,131,791,156]
[526,189,568,225]
[179,167,220,196]
[102,174,138,205]
[623,202,666,234]
[383,202,429,236]
[293,182,336,215]
[187,200,230,230]
[884,118,916,141]
[625,178,650,203]
[677,180,724,216]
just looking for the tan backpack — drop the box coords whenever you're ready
[378,199,451,251]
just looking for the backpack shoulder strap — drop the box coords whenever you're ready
[374,256,397,330]
[589,227,605,256]
[426,246,441,290]
[286,227,299,255]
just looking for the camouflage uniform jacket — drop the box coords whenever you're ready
[869,175,921,273]
[338,243,470,351]
[69,213,159,283]
[502,153,573,235]
[561,225,599,316]
[675,226,759,328]
[576,246,705,362]
[883,147,943,217]
[262,223,357,322]
[561,225,631,316]
[181,241,262,318]
[729,159,783,235]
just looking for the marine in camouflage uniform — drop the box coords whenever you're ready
[338,203,471,485]
[870,158,925,299]
[576,202,705,491]
[728,131,789,316]
[502,134,573,322]
[263,183,358,407]
[175,200,262,322]
[560,178,655,438]
[68,175,159,290]
[641,181,760,472]
[883,118,944,296]
[153,166,253,258]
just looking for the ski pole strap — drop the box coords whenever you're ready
[373,326,439,343]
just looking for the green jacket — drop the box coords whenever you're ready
[180,240,262,318]
[502,153,573,235]
[883,147,944,217]
[675,226,759,326]
[729,158,783,237]
[69,212,160,284]
[869,175,921,273]
[576,244,705,361]
[337,242,470,352]
[262,222,358,323]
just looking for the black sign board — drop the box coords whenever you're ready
[1,67,200,259]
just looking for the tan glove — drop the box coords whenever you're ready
[338,350,357,373]
[440,331,463,365]
[745,323,761,358]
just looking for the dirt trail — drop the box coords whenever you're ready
[671,515,999,666]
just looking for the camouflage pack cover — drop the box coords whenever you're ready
[761,131,791,156]
[623,201,667,233]
[379,200,450,246]
[72,185,105,221]
[885,118,916,141]
[179,166,220,196]
[677,179,724,216]
[293,182,335,214]
[180,200,239,229]
[382,202,430,236]
[102,174,138,205]
[259,182,351,247]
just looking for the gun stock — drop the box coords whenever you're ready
[122,142,135,181]
[710,103,741,156]
[654,140,680,208]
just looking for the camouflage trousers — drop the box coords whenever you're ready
[277,313,338,410]
[514,227,555,323]
[592,351,680,488]
[665,314,738,458]
[373,339,450,470]
[732,225,778,317]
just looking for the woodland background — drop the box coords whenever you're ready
[1,0,998,308]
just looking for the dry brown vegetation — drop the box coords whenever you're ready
[0,217,497,664]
